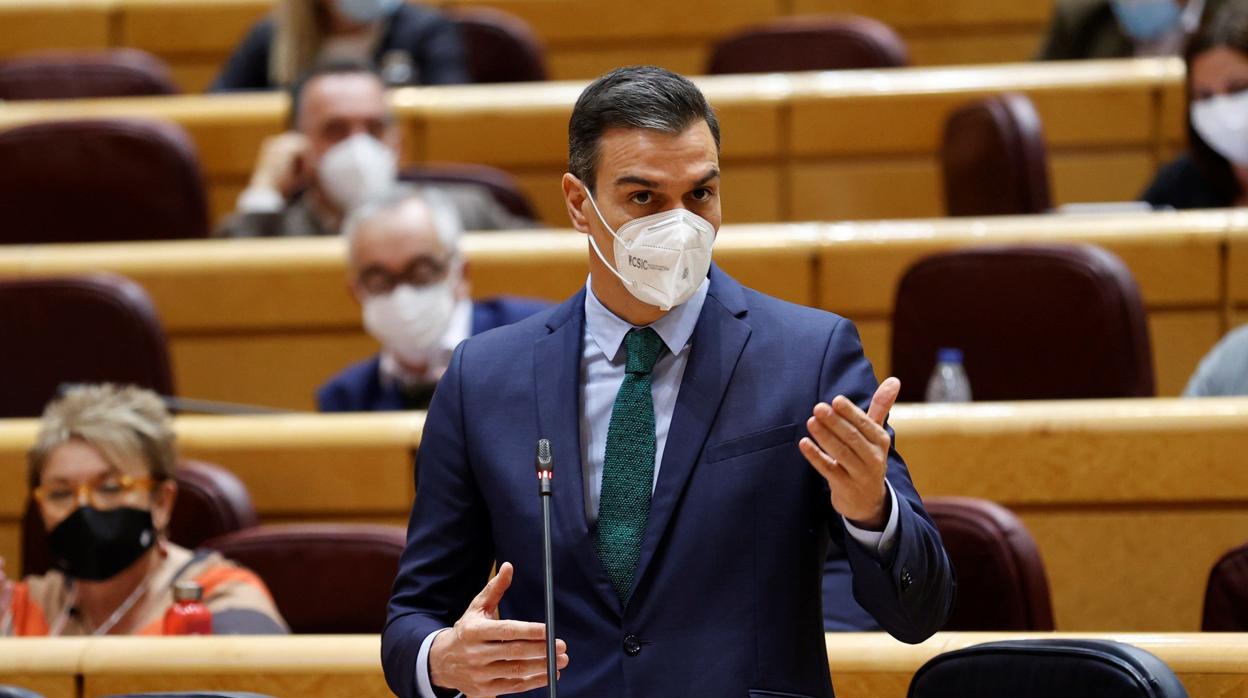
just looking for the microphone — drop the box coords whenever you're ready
[535,439,557,697]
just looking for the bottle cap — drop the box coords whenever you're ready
[937,347,964,364]
[172,580,204,602]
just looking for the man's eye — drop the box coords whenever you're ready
[630,192,653,205]
[690,188,713,201]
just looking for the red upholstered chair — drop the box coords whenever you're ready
[926,497,1054,631]
[401,162,542,223]
[707,15,909,74]
[1202,541,1248,630]
[0,118,209,243]
[21,460,258,577]
[890,244,1155,402]
[448,6,547,83]
[0,49,178,101]
[203,524,408,634]
[0,274,174,420]
[942,93,1053,217]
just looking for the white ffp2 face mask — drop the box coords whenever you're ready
[318,133,399,211]
[1191,91,1248,166]
[362,275,457,366]
[584,190,716,311]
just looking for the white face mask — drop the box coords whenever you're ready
[318,133,398,212]
[362,272,458,367]
[583,190,716,311]
[1191,91,1248,167]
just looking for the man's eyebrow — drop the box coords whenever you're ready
[614,175,659,188]
[694,168,721,187]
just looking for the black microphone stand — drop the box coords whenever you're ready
[536,439,557,697]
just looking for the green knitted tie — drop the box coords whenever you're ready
[596,327,665,602]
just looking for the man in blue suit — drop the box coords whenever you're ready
[383,67,954,697]
[318,186,549,412]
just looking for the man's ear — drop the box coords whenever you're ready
[456,260,472,300]
[562,173,592,234]
[152,479,178,535]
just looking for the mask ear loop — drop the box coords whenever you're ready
[582,188,638,291]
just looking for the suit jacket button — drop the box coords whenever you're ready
[900,567,913,592]
[623,634,641,656]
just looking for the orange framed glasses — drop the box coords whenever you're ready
[32,474,156,516]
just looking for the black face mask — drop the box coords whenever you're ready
[47,507,156,581]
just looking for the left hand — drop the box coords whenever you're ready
[799,377,901,529]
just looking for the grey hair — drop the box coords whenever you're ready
[342,184,464,253]
[568,66,720,191]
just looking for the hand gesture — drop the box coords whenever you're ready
[799,377,900,530]
[429,562,569,697]
[248,132,309,200]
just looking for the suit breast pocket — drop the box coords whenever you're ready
[705,422,799,463]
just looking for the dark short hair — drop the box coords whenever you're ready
[567,66,721,191]
[1184,0,1248,201]
[288,60,382,130]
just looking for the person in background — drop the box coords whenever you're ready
[215,63,533,238]
[1142,0,1248,208]
[0,385,287,636]
[1038,0,1228,60]
[1184,325,1248,395]
[318,186,550,412]
[210,0,467,91]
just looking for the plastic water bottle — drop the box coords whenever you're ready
[925,348,972,403]
[163,581,213,635]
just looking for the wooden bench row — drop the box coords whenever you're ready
[4,397,1248,631]
[0,0,1062,92]
[1,632,1246,697]
[0,209,1243,409]
[0,58,1188,226]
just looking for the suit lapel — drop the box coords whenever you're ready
[533,289,621,615]
[631,266,752,595]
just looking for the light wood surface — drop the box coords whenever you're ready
[0,58,1187,226]
[4,399,1248,631]
[1,633,1246,698]
[0,0,1060,92]
[0,209,1233,409]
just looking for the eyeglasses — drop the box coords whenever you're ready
[357,255,455,296]
[33,475,156,516]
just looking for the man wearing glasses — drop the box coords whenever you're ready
[318,186,550,412]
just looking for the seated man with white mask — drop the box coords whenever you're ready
[215,62,532,238]
[317,186,550,411]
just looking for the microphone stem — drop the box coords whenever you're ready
[541,490,557,697]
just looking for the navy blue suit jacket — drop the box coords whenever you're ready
[317,297,550,412]
[383,266,954,698]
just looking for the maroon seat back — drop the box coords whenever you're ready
[22,460,258,577]
[891,244,1155,402]
[927,497,1054,631]
[0,274,173,419]
[942,93,1053,217]
[401,162,542,223]
[0,49,178,101]
[203,524,407,634]
[1202,541,1248,631]
[708,15,909,74]
[449,7,547,83]
[0,118,209,243]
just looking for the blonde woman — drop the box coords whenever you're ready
[210,0,468,91]
[0,384,287,636]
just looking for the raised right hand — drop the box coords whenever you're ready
[429,562,569,697]
[247,132,309,200]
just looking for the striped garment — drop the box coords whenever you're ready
[5,544,287,635]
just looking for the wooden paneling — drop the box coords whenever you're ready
[0,0,113,58]
[1148,310,1225,396]
[0,637,87,698]
[0,58,1190,228]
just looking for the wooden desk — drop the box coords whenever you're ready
[826,632,1248,698]
[0,209,1231,407]
[0,0,1059,92]
[0,633,1245,697]
[3,399,1248,631]
[0,58,1186,226]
